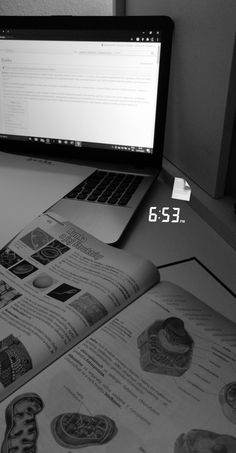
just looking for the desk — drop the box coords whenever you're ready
[120,176,236,294]
[0,154,235,294]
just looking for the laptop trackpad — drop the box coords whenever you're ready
[49,199,132,244]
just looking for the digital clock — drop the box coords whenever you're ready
[148,207,185,223]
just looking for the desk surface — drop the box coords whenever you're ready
[0,153,235,294]
[120,177,236,294]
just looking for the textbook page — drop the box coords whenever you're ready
[0,213,159,401]
[0,280,235,452]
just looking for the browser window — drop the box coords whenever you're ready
[0,29,161,153]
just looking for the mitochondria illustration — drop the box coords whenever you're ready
[1,393,44,453]
[219,382,236,424]
[51,412,117,449]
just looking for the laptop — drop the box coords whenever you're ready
[0,16,173,244]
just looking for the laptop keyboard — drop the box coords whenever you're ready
[64,170,143,206]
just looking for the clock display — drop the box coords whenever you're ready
[148,207,185,223]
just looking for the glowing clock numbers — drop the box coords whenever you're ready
[148,207,185,223]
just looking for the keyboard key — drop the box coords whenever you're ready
[92,190,102,196]
[108,197,119,204]
[118,195,132,205]
[77,193,87,200]
[118,200,128,206]
[81,189,92,195]
[98,196,109,203]
[88,194,99,201]
[66,191,78,199]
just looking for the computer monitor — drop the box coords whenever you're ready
[0,16,173,166]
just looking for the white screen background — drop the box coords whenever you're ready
[0,39,161,148]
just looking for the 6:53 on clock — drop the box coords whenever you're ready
[148,207,185,223]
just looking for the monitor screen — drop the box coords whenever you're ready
[0,27,162,155]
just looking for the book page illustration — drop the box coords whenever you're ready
[1,392,43,453]
[0,335,32,389]
[219,382,236,424]
[137,317,194,376]
[174,429,236,453]
[51,412,117,449]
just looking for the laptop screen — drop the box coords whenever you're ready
[0,18,173,160]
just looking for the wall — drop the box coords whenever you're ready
[0,0,124,16]
[127,0,236,197]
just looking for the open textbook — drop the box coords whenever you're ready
[0,215,236,452]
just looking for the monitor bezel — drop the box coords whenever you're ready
[0,15,174,169]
